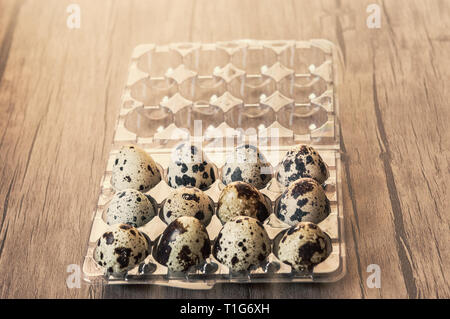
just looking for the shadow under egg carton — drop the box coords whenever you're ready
[117,39,338,144]
[83,40,345,287]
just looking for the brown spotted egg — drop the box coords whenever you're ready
[276,178,330,226]
[221,144,272,189]
[161,187,214,226]
[213,216,271,272]
[166,143,216,190]
[277,144,329,187]
[217,181,270,224]
[154,216,211,272]
[106,189,157,227]
[94,224,149,275]
[275,222,332,271]
[111,145,161,192]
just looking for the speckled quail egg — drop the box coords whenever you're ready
[161,187,214,226]
[154,216,211,272]
[221,144,272,189]
[213,216,271,272]
[276,178,330,226]
[277,144,329,187]
[166,143,216,190]
[217,181,270,224]
[94,223,149,275]
[111,145,161,192]
[275,222,332,271]
[105,189,157,227]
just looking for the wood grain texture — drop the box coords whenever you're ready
[0,0,448,299]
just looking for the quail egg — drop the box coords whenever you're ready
[161,187,214,226]
[277,144,329,187]
[217,181,270,224]
[275,222,332,271]
[154,216,211,272]
[221,144,272,189]
[105,189,156,227]
[213,216,271,272]
[276,178,330,226]
[111,145,161,192]
[94,223,149,275]
[167,143,216,190]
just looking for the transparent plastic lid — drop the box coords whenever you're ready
[83,39,346,289]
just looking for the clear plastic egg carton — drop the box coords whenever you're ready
[83,39,345,288]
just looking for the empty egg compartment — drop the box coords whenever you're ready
[119,40,337,148]
[83,40,345,288]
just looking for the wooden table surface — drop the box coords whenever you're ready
[0,0,448,299]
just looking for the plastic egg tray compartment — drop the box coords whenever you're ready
[83,39,345,288]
